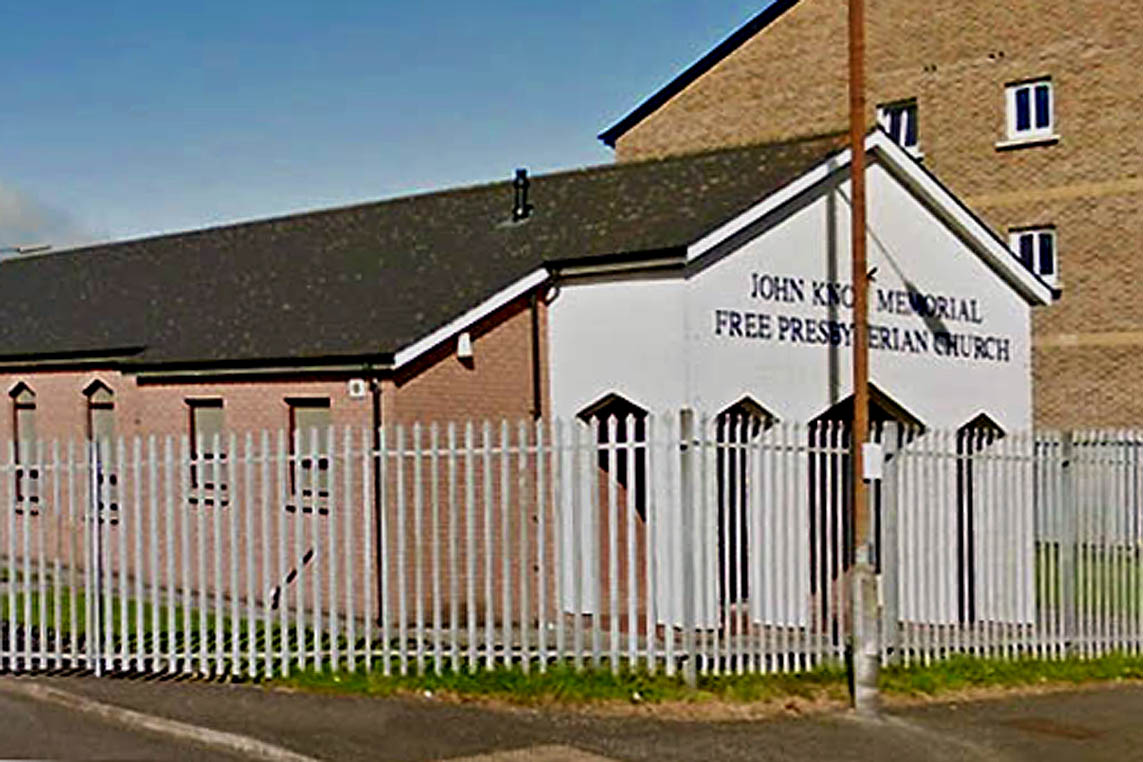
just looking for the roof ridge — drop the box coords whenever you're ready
[3,129,848,267]
[602,130,849,168]
[598,0,803,147]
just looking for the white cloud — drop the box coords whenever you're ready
[0,182,95,253]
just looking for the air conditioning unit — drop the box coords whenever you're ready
[347,378,368,399]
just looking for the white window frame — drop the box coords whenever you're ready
[1009,227,1058,287]
[1004,79,1056,144]
[188,398,228,509]
[877,100,920,157]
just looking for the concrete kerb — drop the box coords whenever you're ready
[0,677,323,762]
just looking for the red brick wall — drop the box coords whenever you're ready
[389,295,547,426]
[382,296,555,628]
[0,289,655,645]
[0,369,372,446]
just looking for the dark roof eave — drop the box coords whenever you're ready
[598,0,801,148]
[123,352,396,380]
[546,246,687,275]
[0,346,147,371]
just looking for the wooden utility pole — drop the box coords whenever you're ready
[848,0,879,715]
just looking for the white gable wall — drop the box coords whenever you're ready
[546,156,1037,625]
[547,276,686,419]
[549,158,1034,432]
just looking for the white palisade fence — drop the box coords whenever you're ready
[1,415,1142,680]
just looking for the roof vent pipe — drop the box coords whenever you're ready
[512,168,533,222]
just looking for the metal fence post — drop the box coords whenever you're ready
[89,441,104,678]
[679,409,697,688]
[1060,430,1077,655]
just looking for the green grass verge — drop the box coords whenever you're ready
[0,588,229,637]
[881,652,1143,696]
[0,587,364,661]
[271,661,851,706]
[271,653,1143,707]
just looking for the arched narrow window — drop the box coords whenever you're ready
[84,380,115,445]
[84,380,118,525]
[715,397,775,607]
[10,383,39,516]
[956,413,1004,625]
[808,385,924,632]
[578,393,648,519]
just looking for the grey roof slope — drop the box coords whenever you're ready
[0,131,848,370]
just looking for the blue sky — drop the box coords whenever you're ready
[0,1,769,248]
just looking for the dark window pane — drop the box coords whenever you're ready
[904,105,918,147]
[889,109,903,142]
[1039,232,1055,276]
[1035,84,1051,129]
[584,398,648,521]
[1015,87,1031,131]
[1019,234,1034,269]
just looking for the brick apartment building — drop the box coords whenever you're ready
[599,0,1143,427]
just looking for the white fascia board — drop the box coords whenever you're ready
[686,131,1053,306]
[393,267,549,369]
[686,151,847,262]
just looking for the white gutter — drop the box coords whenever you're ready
[392,267,549,369]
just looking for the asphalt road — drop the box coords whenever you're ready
[0,688,244,761]
[7,675,1143,761]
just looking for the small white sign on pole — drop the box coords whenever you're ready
[862,442,884,481]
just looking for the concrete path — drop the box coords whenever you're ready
[4,675,1143,761]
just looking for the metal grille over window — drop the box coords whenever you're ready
[189,399,228,509]
[11,384,40,516]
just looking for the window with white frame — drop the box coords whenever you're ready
[1010,227,1058,286]
[1006,79,1054,141]
[188,398,228,509]
[877,100,919,155]
[287,398,331,515]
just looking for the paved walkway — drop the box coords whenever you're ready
[4,674,1143,761]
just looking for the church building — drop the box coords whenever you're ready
[0,131,1049,449]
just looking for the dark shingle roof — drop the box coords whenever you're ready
[0,131,848,369]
